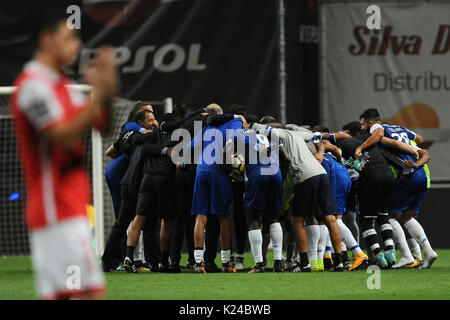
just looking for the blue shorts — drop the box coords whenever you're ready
[335,172,352,215]
[390,168,428,214]
[191,171,232,216]
[105,154,130,207]
[244,168,282,212]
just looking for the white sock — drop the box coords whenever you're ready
[324,232,332,256]
[306,225,320,262]
[404,218,434,256]
[389,218,412,260]
[134,231,143,261]
[248,230,263,263]
[317,225,328,261]
[221,249,231,264]
[336,219,362,255]
[194,249,204,264]
[407,238,422,260]
[270,222,283,261]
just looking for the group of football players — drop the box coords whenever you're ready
[101,102,437,274]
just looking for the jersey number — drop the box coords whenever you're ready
[391,132,410,144]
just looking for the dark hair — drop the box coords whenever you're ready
[342,121,362,136]
[173,102,188,119]
[127,101,152,122]
[133,109,152,123]
[162,112,175,123]
[312,125,330,133]
[227,104,246,116]
[31,5,70,50]
[360,108,380,121]
[245,114,258,125]
[259,115,276,124]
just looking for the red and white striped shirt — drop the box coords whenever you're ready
[10,61,91,230]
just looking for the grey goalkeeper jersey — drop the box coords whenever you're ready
[252,123,326,184]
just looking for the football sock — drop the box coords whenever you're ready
[126,246,135,261]
[390,218,412,259]
[317,225,328,261]
[221,249,231,264]
[407,237,422,260]
[377,214,394,251]
[134,231,143,261]
[336,219,362,255]
[248,230,264,263]
[300,252,309,267]
[404,218,434,256]
[324,232,332,256]
[305,224,320,264]
[194,247,204,264]
[269,222,283,261]
[362,228,381,256]
[161,251,169,266]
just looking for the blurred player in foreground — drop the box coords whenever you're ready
[10,8,118,299]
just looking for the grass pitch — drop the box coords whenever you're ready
[1,250,450,300]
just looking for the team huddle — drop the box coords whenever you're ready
[101,103,438,274]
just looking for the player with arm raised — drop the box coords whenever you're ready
[252,122,344,272]
[10,8,118,299]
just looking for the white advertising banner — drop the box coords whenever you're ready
[321,2,450,181]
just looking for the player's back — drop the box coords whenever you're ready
[381,123,418,163]
[282,129,326,183]
[10,61,90,230]
[194,118,243,175]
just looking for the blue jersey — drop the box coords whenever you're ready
[379,123,418,163]
[323,153,352,215]
[188,118,244,175]
[244,131,281,177]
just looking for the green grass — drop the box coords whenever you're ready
[1,250,450,300]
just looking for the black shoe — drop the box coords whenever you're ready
[169,263,181,273]
[330,262,345,272]
[290,262,311,273]
[204,262,221,273]
[101,262,114,272]
[123,257,138,273]
[222,262,237,273]
[248,262,265,273]
[273,260,284,272]
[323,256,333,270]
[185,260,195,269]
[342,251,352,269]
[262,257,268,267]
[159,262,170,273]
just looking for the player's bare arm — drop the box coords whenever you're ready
[355,127,384,158]
[380,137,419,159]
[106,144,120,159]
[405,148,430,168]
[322,140,342,161]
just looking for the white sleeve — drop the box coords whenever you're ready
[17,79,64,131]
[252,123,287,140]
[369,123,383,135]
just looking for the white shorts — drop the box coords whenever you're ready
[29,216,105,299]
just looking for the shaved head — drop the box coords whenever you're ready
[206,103,223,115]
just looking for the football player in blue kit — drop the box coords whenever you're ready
[358,108,437,269]
[186,104,249,274]
[310,132,369,271]
[237,130,284,273]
